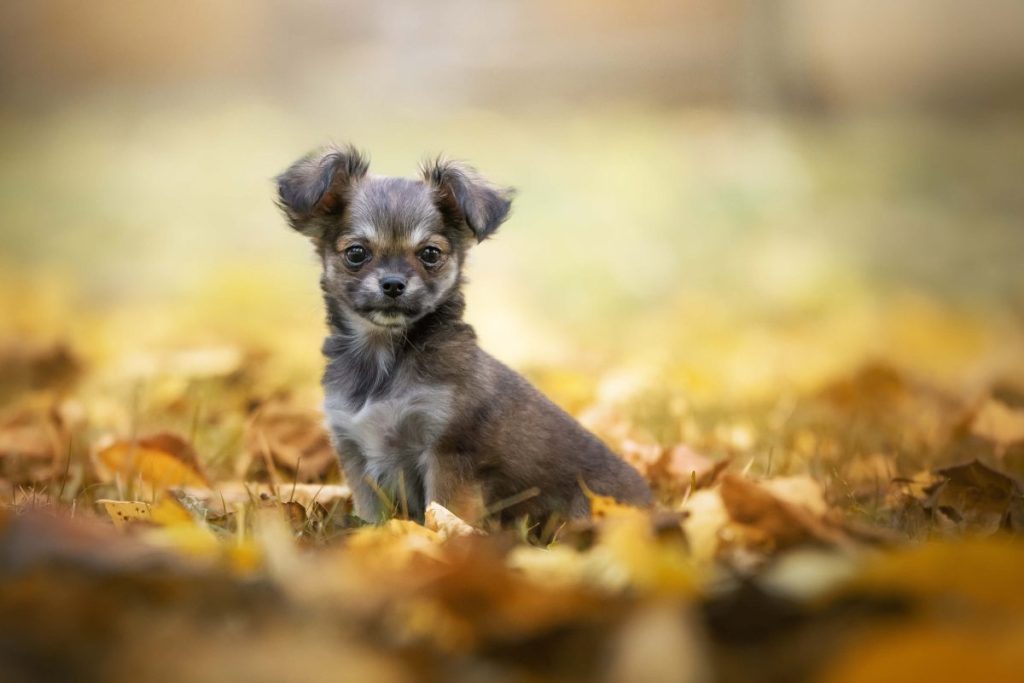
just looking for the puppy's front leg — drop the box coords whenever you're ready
[423,452,484,524]
[335,437,386,522]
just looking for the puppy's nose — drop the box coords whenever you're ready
[380,275,407,298]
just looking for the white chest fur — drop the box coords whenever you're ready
[324,382,454,482]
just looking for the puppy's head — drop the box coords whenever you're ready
[276,145,512,330]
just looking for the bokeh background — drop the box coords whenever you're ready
[2,0,1023,423]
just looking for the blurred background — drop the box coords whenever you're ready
[2,0,1023,414]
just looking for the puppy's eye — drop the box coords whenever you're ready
[418,246,442,266]
[344,245,370,267]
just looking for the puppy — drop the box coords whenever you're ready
[276,145,652,526]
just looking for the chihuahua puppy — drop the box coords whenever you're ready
[276,145,652,525]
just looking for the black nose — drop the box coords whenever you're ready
[380,276,407,298]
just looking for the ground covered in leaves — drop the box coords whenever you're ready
[3,112,1024,682]
[3,299,1024,683]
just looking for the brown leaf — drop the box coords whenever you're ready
[923,460,1024,535]
[719,473,847,552]
[0,403,72,485]
[246,403,337,483]
[0,343,80,402]
[281,500,308,534]
[0,410,59,460]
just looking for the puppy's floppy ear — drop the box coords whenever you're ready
[276,144,369,238]
[421,157,514,242]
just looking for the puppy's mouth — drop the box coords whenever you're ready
[354,301,422,329]
[365,310,409,328]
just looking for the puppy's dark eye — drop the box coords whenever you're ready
[418,246,442,266]
[344,245,370,267]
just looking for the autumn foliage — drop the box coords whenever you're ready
[2,290,1024,683]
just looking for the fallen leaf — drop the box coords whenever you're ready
[680,488,731,563]
[0,343,80,402]
[99,497,194,529]
[424,502,480,539]
[175,482,352,512]
[719,473,847,552]
[94,433,208,497]
[971,398,1024,447]
[922,459,1024,534]
[760,475,828,517]
[150,497,195,526]
[820,623,1024,683]
[832,536,1024,613]
[0,408,60,461]
[281,500,308,534]
[98,499,152,529]
[650,444,729,493]
[346,519,445,570]
[591,511,695,597]
[246,403,337,482]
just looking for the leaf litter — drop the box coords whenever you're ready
[3,291,1024,682]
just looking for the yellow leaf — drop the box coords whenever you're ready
[346,519,444,570]
[98,499,151,529]
[820,623,1024,683]
[592,513,695,597]
[143,523,221,558]
[582,480,647,523]
[832,537,1024,614]
[149,497,195,526]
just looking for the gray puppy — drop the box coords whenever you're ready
[276,145,652,526]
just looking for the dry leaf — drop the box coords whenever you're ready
[820,623,1024,683]
[833,537,1024,613]
[424,502,480,539]
[0,404,72,485]
[0,343,80,401]
[650,443,729,493]
[719,473,847,552]
[923,459,1024,534]
[94,433,208,496]
[150,497,195,526]
[175,482,352,512]
[281,500,308,534]
[99,497,194,529]
[345,519,445,570]
[680,488,731,563]
[246,403,337,482]
[971,398,1024,447]
[98,499,152,529]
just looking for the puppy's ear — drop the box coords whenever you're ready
[276,145,369,239]
[421,157,514,242]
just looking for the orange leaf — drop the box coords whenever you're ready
[95,433,208,496]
